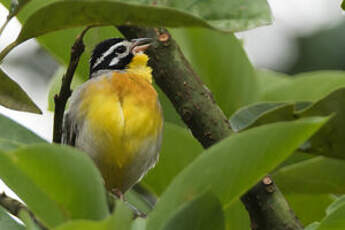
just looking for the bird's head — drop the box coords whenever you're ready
[89,38,152,78]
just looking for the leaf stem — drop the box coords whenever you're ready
[0,17,11,37]
[0,40,18,62]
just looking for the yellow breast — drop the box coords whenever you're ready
[78,54,163,190]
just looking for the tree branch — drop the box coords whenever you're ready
[118,26,232,147]
[0,192,48,230]
[242,176,302,230]
[52,26,92,143]
[117,26,303,230]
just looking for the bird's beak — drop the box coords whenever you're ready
[130,38,152,54]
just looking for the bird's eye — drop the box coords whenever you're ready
[115,45,126,54]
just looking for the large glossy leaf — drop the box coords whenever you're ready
[0,113,45,151]
[147,117,327,230]
[0,144,108,227]
[285,194,335,225]
[299,88,345,159]
[125,190,153,215]
[0,68,41,114]
[260,71,345,102]
[0,206,24,230]
[1,0,271,42]
[311,196,345,230]
[0,0,271,59]
[224,199,250,230]
[172,28,257,116]
[161,192,225,230]
[230,102,293,131]
[54,201,132,230]
[272,157,345,194]
[0,113,45,145]
[256,69,290,97]
[229,102,313,132]
[19,210,41,230]
[142,123,203,195]
[230,88,345,159]
[326,195,345,216]
[124,0,272,32]
[305,223,321,230]
[131,218,146,230]
[276,151,314,169]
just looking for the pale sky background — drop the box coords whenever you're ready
[0,0,344,199]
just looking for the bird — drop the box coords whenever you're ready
[62,38,163,196]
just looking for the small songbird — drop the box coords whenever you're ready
[62,38,163,195]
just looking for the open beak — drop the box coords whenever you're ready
[130,38,152,54]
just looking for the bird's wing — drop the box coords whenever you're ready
[62,112,78,146]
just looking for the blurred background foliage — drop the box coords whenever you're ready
[0,0,344,230]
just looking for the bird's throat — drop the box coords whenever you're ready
[126,53,152,83]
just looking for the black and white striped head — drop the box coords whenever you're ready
[89,38,152,78]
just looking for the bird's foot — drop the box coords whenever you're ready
[112,188,125,201]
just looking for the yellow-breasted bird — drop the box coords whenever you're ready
[62,38,163,195]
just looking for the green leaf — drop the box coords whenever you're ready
[0,68,41,114]
[229,102,292,131]
[0,0,272,59]
[172,28,257,116]
[260,71,345,102]
[272,157,345,194]
[142,123,203,195]
[326,195,345,215]
[19,210,40,230]
[125,190,153,215]
[54,200,132,230]
[0,144,108,227]
[305,222,321,230]
[0,206,24,230]
[284,194,335,225]
[0,113,45,151]
[298,88,345,159]
[161,192,225,230]
[256,69,290,97]
[0,139,22,151]
[342,1,345,10]
[276,151,314,169]
[232,87,345,159]
[314,198,345,230]
[147,117,327,230]
[224,199,250,230]
[158,0,272,31]
[131,218,146,230]
[0,113,45,145]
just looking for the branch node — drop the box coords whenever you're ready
[158,32,170,43]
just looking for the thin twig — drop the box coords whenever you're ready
[0,192,48,230]
[52,26,92,143]
[0,18,10,37]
